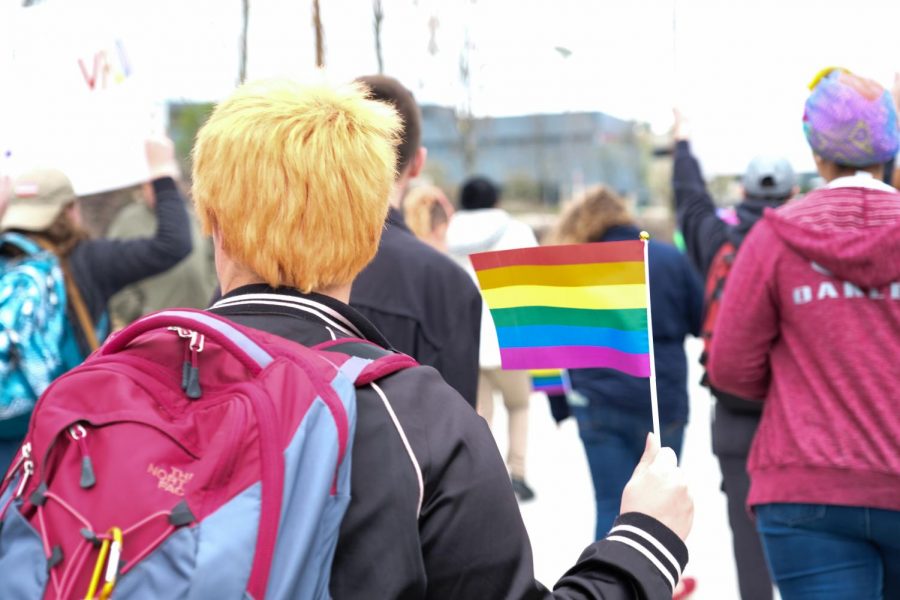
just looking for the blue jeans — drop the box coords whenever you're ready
[756,503,900,600]
[573,404,685,540]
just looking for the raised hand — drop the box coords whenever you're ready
[673,108,692,142]
[145,136,181,181]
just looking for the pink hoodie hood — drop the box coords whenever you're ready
[765,184,900,288]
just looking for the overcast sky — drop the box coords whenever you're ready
[3,0,900,178]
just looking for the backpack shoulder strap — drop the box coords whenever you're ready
[703,242,737,307]
[313,338,418,386]
[29,237,100,352]
[314,337,425,517]
[0,232,43,257]
[59,259,99,352]
[700,240,738,355]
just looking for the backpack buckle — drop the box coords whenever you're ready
[167,326,193,339]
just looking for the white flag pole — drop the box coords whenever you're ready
[640,231,661,440]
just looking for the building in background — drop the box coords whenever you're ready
[420,106,651,207]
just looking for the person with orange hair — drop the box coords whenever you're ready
[194,77,694,598]
[193,80,397,293]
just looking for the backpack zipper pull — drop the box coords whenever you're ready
[181,341,191,391]
[15,459,33,498]
[185,332,204,399]
[169,327,194,393]
[3,441,31,487]
[69,425,96,489]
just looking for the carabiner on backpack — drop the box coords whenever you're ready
[85,526,123,600]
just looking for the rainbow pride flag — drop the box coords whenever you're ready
[530,369,567,395]
[471,241,650,377]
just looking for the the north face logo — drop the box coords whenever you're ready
[147,464,194,496]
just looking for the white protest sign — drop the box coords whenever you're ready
[2,2,154,195]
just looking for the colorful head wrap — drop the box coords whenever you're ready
[803,67,899,167]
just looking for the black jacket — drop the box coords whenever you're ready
[69,177,192,339]
[672,140,779,417]
[211,286,688,599]
[350,207,481,407]
[673,141,780,275]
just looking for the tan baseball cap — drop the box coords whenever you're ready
[1,168,76,232]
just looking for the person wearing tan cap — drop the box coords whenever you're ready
[2,168,82,233]
[0,137,193,470]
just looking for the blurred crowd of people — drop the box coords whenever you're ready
[0,65,897,600]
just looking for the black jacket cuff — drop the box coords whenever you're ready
[151,176,178,195]
[603,512,688,594]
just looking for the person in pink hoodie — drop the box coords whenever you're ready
[708,68,900,600]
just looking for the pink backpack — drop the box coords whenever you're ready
[0,309,415,599]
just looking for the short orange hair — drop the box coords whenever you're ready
[192,78,401,292]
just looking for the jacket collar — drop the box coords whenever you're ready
[594,224,640,242]
[212,284,392,347]
[386,206,411,233]
[731,197,786,245]
[826,171,898,193]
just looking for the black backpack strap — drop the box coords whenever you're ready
[320,338,426,518]
[316,339,394,360]
[313,338,418,386]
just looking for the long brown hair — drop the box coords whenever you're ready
[547,185,634,245]
[23,203,91,256]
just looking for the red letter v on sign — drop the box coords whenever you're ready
[78,52,104,90]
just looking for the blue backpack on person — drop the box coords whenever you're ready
[0,233,92,439]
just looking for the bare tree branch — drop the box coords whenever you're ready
[238,0,250,85]
[373,0,384,74]
[458,28,476,174]
[427,15,439,56]
[313,0,325,68]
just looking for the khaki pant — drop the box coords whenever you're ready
[476,368,531,479]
